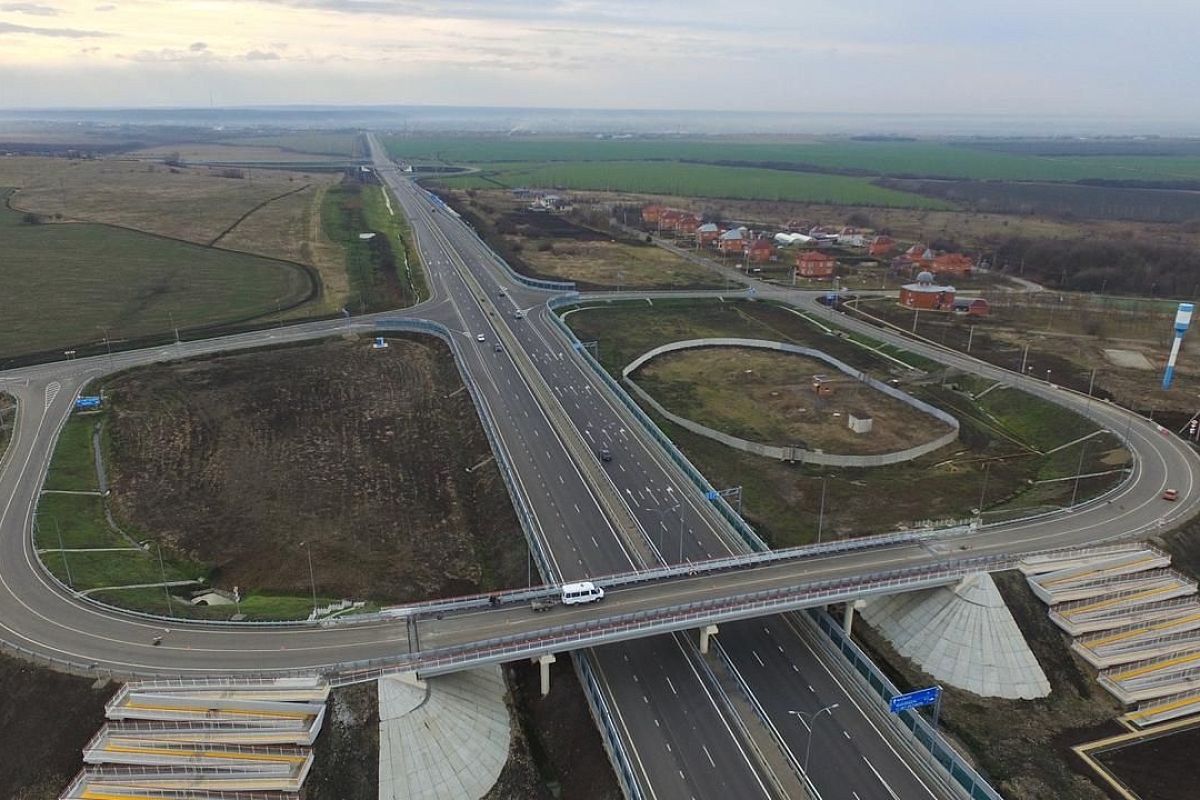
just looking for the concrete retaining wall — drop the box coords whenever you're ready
[622,338,959,468]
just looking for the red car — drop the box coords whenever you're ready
[1163,489,1179,502]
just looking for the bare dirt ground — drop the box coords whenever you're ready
[504,660,623,800]
[1094,724,1200,800]
[0,654,114,800]
[303,683,379,800]
[102,336,525,603]
[635,347,953,454]
[852,572,1123,799]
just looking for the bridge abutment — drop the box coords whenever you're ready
[699,624,719,654]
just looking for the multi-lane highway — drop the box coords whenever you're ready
[0,135,1197,800]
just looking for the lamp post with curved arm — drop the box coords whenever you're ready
[788,703,840,776]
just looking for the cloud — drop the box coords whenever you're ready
[93,3,115,9]
[242,49,279,60]
[121,47,215,62]
[189,41,207,51]
[0,2,58,15]
[0,20,110,36]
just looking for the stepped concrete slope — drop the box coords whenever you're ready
[61,677,327,800]
[379,666,510,800]
[860,572,1050,699]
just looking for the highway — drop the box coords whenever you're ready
[0,135,1195,799]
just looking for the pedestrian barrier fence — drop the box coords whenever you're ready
[807,608,1003,800]
[546,296,769,552]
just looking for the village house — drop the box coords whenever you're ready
[696,222,721,246]
[837,227,866,247]
[899,271,955,311]
[745,238,777,263]
[718,227,747,254]
[868,235,896,257]
[931,252,975,279]
[795,250,837,279]
[642,205,665,225]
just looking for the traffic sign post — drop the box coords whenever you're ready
[888,685,942,714]
[74,396,102,410]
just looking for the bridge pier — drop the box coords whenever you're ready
[533,654,556,697]
[843,601,857,637]
[699,624,719,654]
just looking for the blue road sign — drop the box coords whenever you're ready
[75,396,102,410]
[705,490,719,500]
[889,686,941,714]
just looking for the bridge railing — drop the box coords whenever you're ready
[806,608,1003,800]
[574,652,644,800]
[546,296,769,552]
[329,553,1016,683]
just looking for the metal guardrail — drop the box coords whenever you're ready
[574,652,644,800]
[807,608,1003,800]
[329,554,1012,684]
[546,296,769,553]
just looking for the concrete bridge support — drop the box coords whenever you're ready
[534,654,556,697]
[843,600,858,637]
[699,624,719,654]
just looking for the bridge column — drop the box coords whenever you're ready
[843,601,859,637]
[533,654,556,697]
[699,624,719,654]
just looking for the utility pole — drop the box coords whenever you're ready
[1019,343,1030,377]
[1071,441,1091,508]
[966,325,975,353]
[54,519,73,588]
[788,704,840,777]
[978,462,991,515]
[817,476,827,543]
[156,542,174,617]
[300,541,317,617]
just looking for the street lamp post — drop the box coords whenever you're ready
[299,541,317,617]
[788,703,840,776]
[817,476,827,544]
[642,488,685,564]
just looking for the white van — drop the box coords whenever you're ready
[560,581,605,606]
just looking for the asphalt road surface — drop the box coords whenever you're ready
[0,137,1195,799]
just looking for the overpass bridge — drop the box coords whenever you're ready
[332,548,1005,688]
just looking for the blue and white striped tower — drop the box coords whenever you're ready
[1163,302,1194,389]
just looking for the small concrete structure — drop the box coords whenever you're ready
[699,624,719,654]
[535,653,556,696]
[847,412,873,435]
[860,572,1050,699]
[378,666,509,800]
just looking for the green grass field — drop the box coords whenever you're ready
[0,189,315,362]
[321,180,426,311]
[562,299,1121,545]
[223,132,364,158]
[43,417,100,492]
[434,161,952,207]
[386,135,1200,183]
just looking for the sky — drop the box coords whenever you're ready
[1,0,1198,121]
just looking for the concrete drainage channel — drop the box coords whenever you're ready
[60,677,329,799]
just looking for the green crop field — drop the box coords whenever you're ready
[0,189,314,362]
[223,132,364,158]
[434,161,952,207]
[385,135,1200,183]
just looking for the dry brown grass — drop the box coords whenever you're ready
[0,156,321,245]
[636,347,952,454]
[519,237,720,289]
[219,180,347,310]
[0,156,350,309]
[131,143,348,163]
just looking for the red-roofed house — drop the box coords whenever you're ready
[868,236,896,257]
[642,205,665,225]
[745,238,777,263]
[931,253,974,279]
[696,222,721,246]
[796,251,837,279]
[719,227,747,254]
[900,271,955,310]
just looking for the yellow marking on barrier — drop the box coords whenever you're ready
[1110,650,1200,682]
[1126,694,1200,722]
[1043,557,1156,588]
[105,742,306,764]
[1086,612,1200,647]
[123,700,312,720]
[1064,586,1177,617]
